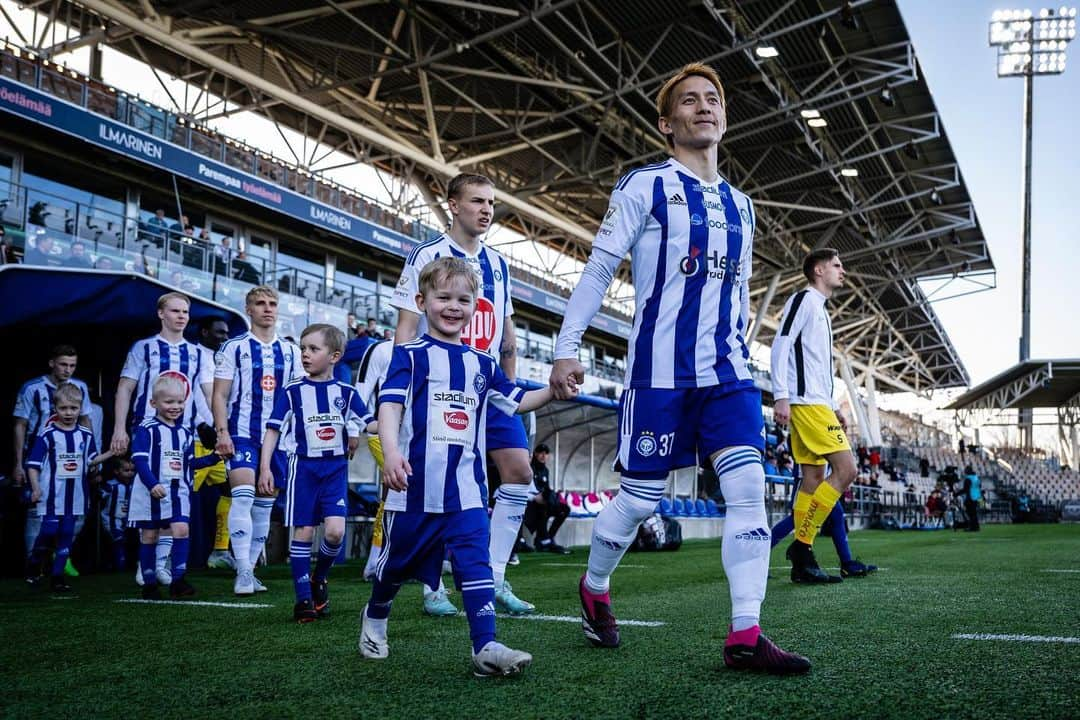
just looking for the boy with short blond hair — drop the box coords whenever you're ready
[25,382,113,592]
[362,256,569,676]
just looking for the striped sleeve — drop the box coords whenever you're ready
[379,346,412,405]
[770,290,811,401]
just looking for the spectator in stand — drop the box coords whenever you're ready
[64,240,93,269]
[232,251,261,284]
[869,448,881,472]
[919,456,930,478]
[214,236,234,275]
[382,329,394,341]
[524,444,571,554]
[25,233,63,267]
[346,312,358,335]
[958,437,966,458]
[171,214,190,237]
[95,255,114,270]
[363,317,380,339]
[763,451,779,478]
[1,226,19,264]
[145,208,169,245]
[856,445,868,469]
[925,489,946,528]
[962,465,981,532]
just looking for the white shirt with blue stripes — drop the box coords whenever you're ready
[214,332,304,442]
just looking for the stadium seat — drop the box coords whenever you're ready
[658,497,674,516]
[673,498,686,516]
[567,492,589,517]
[705,498,721,517]
[583,492,605,515]
[694,499,707,516]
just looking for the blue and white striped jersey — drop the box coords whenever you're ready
[390,234,514,357]
[595,158,756,389]
[100,478,131,522]
[26,424,97,517]
[13,375,92,449]
[120,335,213,430]
[267,378,373,459]
[130,418,195,489]
[379,335,525,514]
[214,333,304,441]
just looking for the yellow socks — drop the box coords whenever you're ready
[213,496,232,552]
[795,482,842,545]
[793,491,813,536]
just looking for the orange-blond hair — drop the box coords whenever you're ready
[655,63,727,147]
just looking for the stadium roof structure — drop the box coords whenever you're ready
[945,360,1080,413]
[30,0,993,393]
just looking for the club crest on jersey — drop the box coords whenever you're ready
[740,208,751,223]
[636,432,657,457]
[493,269,503,282]
[333,396,346,410]
[474,373,487,395]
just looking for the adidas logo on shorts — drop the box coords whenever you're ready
[735,527,771,541]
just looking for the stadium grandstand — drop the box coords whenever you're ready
[0,0,1003,531]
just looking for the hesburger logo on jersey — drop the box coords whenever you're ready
[63,461,78,472]
[315,427,337,441]
[461,297,497,352]
[169,459,182,471]
[260,375,276,391]
[443,411,469,431]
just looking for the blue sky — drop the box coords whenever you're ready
[899,0,1080,386]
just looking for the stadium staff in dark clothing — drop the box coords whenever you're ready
[524,444,571,554]
[962,465,981,532]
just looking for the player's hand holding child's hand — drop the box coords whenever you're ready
[382,451,412,491]
[150,484,167,499]
[257,467,275,496]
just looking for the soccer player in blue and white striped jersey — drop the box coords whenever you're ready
[392,173,537,615]
[128,374,218,600]
[111,291,215,588]
[212,285,304,595]
[25,383,113,592]
[12,344,93,569]
[259,324,374,622]
[361,257,564,677]
[99,456,135,571]
[550,63,809,673]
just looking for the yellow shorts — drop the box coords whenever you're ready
[193,439,227,490]
[789,404,850,466]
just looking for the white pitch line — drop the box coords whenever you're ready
[466,612,664,627]
[116,599,273,609]
[952,633,1080,644]
[1042,569,1080,574]
[540,563,647,568]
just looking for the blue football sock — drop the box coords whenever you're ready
[770,514,795,549]
[460,578,498,654]
[827,503,853,564]
[290,540,313,602]
[112,539,127,570]
[171,538,190,581]
[139,543,158,586]
[367,579,401,620]
[50,517,76,577]
[29,518,59,568]
[313,538,342,583]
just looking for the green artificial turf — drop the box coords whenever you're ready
[2,524,1077,719]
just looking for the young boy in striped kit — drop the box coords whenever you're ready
[99,456,136,571]
[260,323,375,623]
[129,374,220,600]
[361,256,568,676]
[25,382,113,592]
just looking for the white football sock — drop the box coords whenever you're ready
[488,484,530,587]
[584,477,665,593]
[228,485,256,573]
[156,535,173,574]
[249,496,275,568]
[714,446,770,627]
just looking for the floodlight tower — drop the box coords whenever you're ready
[989,6,1076,448]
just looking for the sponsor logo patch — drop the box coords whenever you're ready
[316,427,337,441]
[444,411,469,431]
